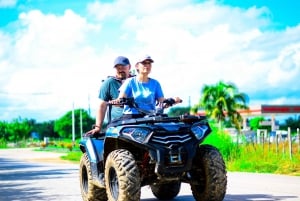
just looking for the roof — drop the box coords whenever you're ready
[197,105,300,117]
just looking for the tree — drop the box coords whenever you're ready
[196,81,249,131]
[33,121,59,140]
[282,115,300,132]
[6,118,33,142]
[0,121,8,141]
[249,116,265,131]
[54,109,95,139]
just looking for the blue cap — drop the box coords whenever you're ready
[137,55,154,63]
[114,56,130,67]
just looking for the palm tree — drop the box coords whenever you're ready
[197,81,249,131]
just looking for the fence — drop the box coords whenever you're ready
[254,128,300,160]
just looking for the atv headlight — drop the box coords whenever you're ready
[191,122,209,140]
[122,127,151,143]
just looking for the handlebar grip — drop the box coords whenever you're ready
[163,98,176,106]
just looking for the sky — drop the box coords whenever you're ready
[0,0,300,122]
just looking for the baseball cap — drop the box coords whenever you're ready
[137,55,154,63]
[114,56,130,67]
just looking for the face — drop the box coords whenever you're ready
[137,60,152,74]
[115,64,130,80]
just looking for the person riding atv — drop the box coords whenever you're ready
[79,97,227,201]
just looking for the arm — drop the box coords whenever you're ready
[109,80,129,104]
[154,80,182,108]
[108,92,127,105]
[86,99,107,135]
[118,91,127,99]
[95,100,108,130]
[158,97,182,108]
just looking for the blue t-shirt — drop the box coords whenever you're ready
[98,77,123,121]
[119,77,164,114]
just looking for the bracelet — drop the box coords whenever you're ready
[93,125,101,129]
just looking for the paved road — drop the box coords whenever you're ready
[0,148,300,201]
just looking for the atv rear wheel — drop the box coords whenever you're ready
[150,181,181,200]
[190,144,227,201]
[105,149,141,201]
[79,153,107,201]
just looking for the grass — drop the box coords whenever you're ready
[61,151,82,161]
[3,130,299,176]
[60,139,300,176]
[34,143,82,161]
[226,143,300,176]
[204,128,300,176]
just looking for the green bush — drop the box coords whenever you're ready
[202,125,240,161]
[0,138,7,148]
[61,151,82,161]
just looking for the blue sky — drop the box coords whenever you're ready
[0,0,299,122]
[222,0,300,28]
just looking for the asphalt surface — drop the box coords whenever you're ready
[0,148,300,201]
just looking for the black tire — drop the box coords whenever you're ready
[105,149,141,201]
[150,181,181,200]
[79,153,107,201]
[190,144,227,201]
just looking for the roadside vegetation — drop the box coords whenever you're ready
[1,80,300,176]
[204,124,300,176]
[46,124,300,176]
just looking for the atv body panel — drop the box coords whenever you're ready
[79,98,227,201]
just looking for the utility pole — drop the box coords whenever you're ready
[80,109,83,140]
[72,102,75,146]
[88,93,91,116]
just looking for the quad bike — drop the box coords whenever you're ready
[79,98,227,201]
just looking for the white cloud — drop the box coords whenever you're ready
[1,0,300,121]
[1,9,106,120]
[267,43,300,87]
[13,9,101,68]
[0,0,16,8]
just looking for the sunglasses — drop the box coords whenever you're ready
[141,61,152,65]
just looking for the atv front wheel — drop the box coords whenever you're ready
[150,181,181,200]
[105,149,141,201]
[79,153,107,201]
[190,144,227,201]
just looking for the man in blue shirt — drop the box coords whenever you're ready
[87,56,131,134]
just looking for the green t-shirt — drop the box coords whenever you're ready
[98,77,123,122]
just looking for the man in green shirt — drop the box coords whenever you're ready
[87,56,131,135]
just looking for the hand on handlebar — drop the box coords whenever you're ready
[108,99,120,105]
[109,97,134,107]
[174,97,183,104]
[163,97,182,108]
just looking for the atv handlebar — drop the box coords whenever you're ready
[108,97,134,107]
[109,97,182,108]
[119,97,135,107]
[162,97,182,107]
[107,97,183,121]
